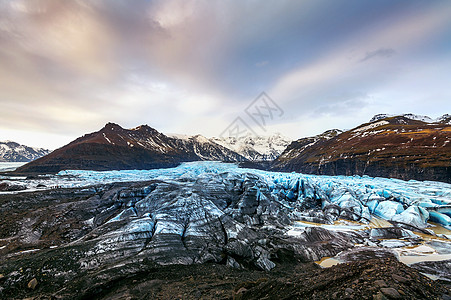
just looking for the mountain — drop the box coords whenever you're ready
[272,114,451,183]
[172,133,248,162]
[211,133,291,161]
[0,141,51,162]
[13,123,247,174]
[370,113,451,124]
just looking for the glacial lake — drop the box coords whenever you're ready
[0,162,26,172]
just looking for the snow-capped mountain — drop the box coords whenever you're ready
[0,141,51,162]
[370,113,451,124]
[211,133,292,161]
[173,134,247,162]
[273,114,451,183]
[436,114,451,124]
[15,123,247,174]
[276,129,342,161]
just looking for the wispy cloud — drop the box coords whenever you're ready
[256,61,269,67]
[360,48,396,62]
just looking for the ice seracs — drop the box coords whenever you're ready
[7,161,451,230]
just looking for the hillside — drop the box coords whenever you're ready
[272,115,451,183]
[13,123,246,174]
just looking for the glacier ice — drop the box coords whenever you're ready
[3,161,451,229]
[2,160,451,285]
[429,211,451,227]
[374,201,404,220]
[391,206,429,229]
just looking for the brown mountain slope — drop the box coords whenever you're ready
[272,116,451,183]
[13,123,246,174]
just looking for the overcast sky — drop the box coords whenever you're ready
[1,0,451,149]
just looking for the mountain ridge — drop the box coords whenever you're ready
[13,123,247,174]
[272,114,451,183]
[0,141,51,162]
[370,113,451,124]
[211,133,291,161]
[8,113,451,182]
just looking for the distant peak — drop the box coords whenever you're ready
[168,133,190,140]
[317,129,342,140]
[191,134,210,143]
[132,124,158,133]
[370,114,393,122]
[322,129,343,135]
[437,114,451,123]
[103,122,123,131]
[133,124,149,130]
[1,140,17,144]
[402,113,433,122]
[370,113,436,123]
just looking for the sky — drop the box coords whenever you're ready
[1,0,451,149]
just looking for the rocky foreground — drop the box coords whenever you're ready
[0,162,450,299]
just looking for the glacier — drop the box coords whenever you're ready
[55,162,451,229]
[1,160,451,298]
[4,161,451,229]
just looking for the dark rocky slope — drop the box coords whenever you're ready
[272,115,451,183]
[13,123,246,174]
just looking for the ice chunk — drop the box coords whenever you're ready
[335,192,364,220]
[370,227,418,239]
[379,239,413,248]
[374,201,404,220]
[378,189,392,199]
[366,200,379,213]
[361,206,371,221]
[434,206,451,217]
[429,211,451,227]
[391,206,429,228]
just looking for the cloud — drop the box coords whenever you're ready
[360,48,396,62]
[313,92,371,116]
[256,61,269,67]
[0,1,451,148]
[269,1,451,115]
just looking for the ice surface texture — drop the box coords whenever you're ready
[49,161,451,229]
[3,161,450,228]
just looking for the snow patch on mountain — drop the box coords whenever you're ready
[353,121,389,133]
